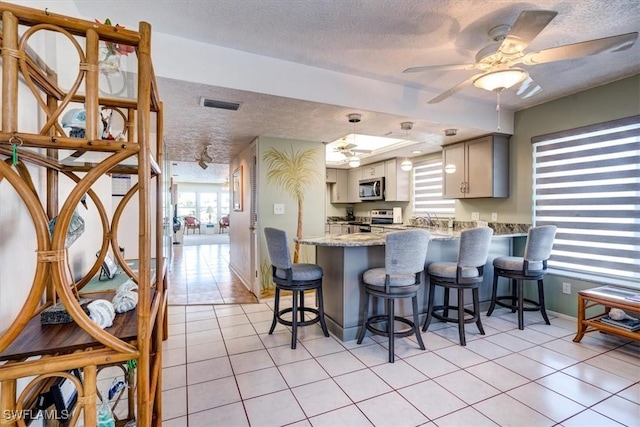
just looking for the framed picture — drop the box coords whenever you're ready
[233,166,243,211]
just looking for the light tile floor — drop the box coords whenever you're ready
[161,244,639,426]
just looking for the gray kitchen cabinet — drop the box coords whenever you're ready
[347,167,361,203]
[361,162,385,178]
[325,168,337,183]
[384,158,410,201]
[442,134,509,198]
[370,226,387,233]
[330,169,349,203]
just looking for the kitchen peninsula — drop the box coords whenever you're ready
[297,230,525,341]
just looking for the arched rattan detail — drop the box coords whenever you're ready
[15,371,86,427]
[0,162,51,352]
[60,170,113,291]
[111,181,140,283]
[18,24,87,137]
[50,149,137,355]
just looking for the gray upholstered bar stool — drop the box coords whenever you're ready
[423,227,494,346]
[487,225,557,330]
[264,227,329,349]
[356,229,430,363]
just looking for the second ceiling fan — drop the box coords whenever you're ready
[404,10,638,104]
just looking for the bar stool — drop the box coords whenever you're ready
[356,229,430,363]
[423,227,493,346]
[487,225,557,330]
[264,227,330,349]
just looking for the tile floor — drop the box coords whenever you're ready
[161,244,639,426]
[168,242,258,304]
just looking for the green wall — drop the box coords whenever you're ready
[514,75,639,316]
[258,136,326,296]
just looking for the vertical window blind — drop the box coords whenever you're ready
[413,155,455,218]
[532,115,640,282]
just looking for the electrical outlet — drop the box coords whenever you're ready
[562,282,571,295]
[491,212,498,222]
[471,212,479,221]
[273,203,285,215]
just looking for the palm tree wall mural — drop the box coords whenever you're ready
[263,145,321,263]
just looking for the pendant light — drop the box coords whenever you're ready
[347,113,361,168]
[400,121,413,171]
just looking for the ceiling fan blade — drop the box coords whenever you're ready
[499,10,558,55]
[428,73,484,104]
[403,63,477,73]
[351,148,373,153]
[515,75,543,99]
[524,32,638,65]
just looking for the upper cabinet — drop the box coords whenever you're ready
[330,169,349,203]
[443,134,510,198]
[361,162,385,178]
[347,168,361,203]
[384,158,410,201]
[325,168,337,183]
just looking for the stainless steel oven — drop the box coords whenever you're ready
[371,209,394,225]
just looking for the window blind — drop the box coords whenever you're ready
[413,155,455,218]
[532,115,640,282]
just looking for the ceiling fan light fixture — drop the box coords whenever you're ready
[348,156,361,168]
[473,68,528,92]
[198,159,208,170]
[401,158,413,171]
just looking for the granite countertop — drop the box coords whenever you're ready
[298,229,526,247]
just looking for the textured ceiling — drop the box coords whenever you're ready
[73,0,640,183]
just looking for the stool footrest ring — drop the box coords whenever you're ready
[365,314,417,339]
[431,304,480,325]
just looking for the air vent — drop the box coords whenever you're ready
[200,97,240,111]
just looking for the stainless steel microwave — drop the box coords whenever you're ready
[359,177,385,201]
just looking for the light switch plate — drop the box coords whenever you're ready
[273,203,285,215]
[471,212,479,221]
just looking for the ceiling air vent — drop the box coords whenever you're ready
[200,97,241,111]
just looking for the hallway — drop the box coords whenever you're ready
[168,242,258,305]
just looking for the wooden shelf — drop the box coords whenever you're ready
[574,286,640,342]
[0,3,166,426]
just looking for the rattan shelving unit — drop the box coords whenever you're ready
[0,3,166,426]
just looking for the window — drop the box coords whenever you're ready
[177,192,196,218]
[532,115,640,283]
[199,192,217,224]
[412,155,455,218]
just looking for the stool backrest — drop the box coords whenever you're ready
[458,227,494,268]
[524,225,557,262]
[385,229,430,276]
[264,227,292,270]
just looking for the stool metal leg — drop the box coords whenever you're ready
[291,290,298,349]
[538,279,551,325]
[457,288,466,346]
[422,282,436,332]
[517,280,524,330]
[269,287,280,334]
[357,292,370,344]
[473,287,485,335]
[487,274,499,316]
[412,295,425,350]
[317,286,330,337]
[387,298,395,363]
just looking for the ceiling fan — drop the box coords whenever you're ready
[403,10,638,104]
[332,140,372,159]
